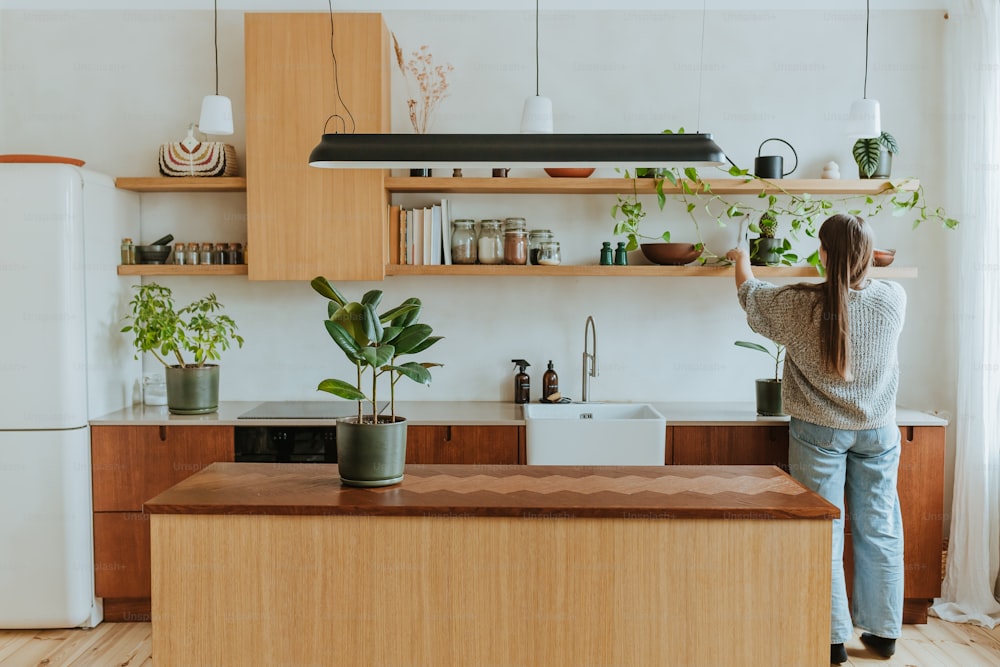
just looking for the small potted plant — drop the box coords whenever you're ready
[122,283,244,415]
[311,277,443,487]
[853,130,898,179]
[748,211,797,266]
[735,339,785,416]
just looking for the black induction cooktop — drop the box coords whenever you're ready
[237,401,387,420]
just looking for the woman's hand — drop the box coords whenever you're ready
[727,246,754,289]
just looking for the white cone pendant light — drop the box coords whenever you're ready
[520,0,553,134]
[847,0,880,139]
[199,94,233,136]
[199,0,233,136]
[847,98,880,139]
[521,96,553,134]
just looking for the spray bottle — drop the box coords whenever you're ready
[512,359,531,404]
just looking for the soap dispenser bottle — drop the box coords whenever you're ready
[512,359,531,404]
[542,360,559,401]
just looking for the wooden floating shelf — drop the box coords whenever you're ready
[385,177,917,196]
[114,177,247,193]
[117,265,248,276]
[385,265,917,278]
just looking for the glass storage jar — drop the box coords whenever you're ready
[537,240,562,266]
[528,229,555,265]
[504,227,528,265]
[477,219,504,264]
[451,219,477,265]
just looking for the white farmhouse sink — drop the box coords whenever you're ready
[523,403,666,465]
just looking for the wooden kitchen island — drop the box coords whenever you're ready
[145,463,838,667]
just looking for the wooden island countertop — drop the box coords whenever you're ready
[144,462,839,520]
[148,463,837,667]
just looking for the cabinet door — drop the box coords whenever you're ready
[406,425,520,465]
[93,511,150,599]
[92,425,234,511]
[245,13,390,281]
[670,425,789,469]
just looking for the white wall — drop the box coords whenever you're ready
[0,6,959,502]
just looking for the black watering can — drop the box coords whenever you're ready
[754,138,798,179]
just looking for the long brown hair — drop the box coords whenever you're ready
[812,214,874,379]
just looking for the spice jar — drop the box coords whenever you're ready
[199,243,213,265]
[528,229,554,265]
[174,243,187,265]
[214,243,228,264]
[120,237,135,265]
[504,227,528,265]
[477,220,504,264]
[451,219,477,265]
[228,242,244,265]
[187,243,200,265]
[537,240,562,266]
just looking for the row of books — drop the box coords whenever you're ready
[387,201,453,265]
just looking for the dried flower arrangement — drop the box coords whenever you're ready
[392,33,454,135]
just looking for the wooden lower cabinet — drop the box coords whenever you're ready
[406,425,522,464]
[91,425,234,620]
[670,423,945,624]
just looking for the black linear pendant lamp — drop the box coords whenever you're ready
[309,12,726,168]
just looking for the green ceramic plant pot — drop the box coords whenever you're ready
[750,237,785,266]
[165,364,219,415]
[336,416,408,487]
[755,379,783,417]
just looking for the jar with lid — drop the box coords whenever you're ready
[504,227,528,265]
[451,219,477,265]
[120,237,135,265]
[537,240,562,266]
[199,243,213,265]
[227,242,244,265]
[187,243,200,265]
[528,229,554,265]
[477,220,504,264]
[174,243,187,265]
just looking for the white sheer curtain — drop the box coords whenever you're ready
[929,0,1000,629]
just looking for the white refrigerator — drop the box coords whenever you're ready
[0,163,139,628]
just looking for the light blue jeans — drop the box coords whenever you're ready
[788,417,904,644]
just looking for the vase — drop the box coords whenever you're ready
[335,415,408,487]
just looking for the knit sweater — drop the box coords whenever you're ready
[737,277,906,430]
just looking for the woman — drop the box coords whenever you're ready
[726,214,906,664]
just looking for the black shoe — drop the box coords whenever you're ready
[831,643,847,664]
[860,632,896,658]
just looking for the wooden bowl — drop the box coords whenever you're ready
[640,243,701,266]
[543,168,595,178]
[873,248,896,267]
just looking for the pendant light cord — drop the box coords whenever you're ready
[534,0,540,96]
[863,0,870,98]
[212,0,219,95]
[326,0,356,134]
[695,0,707,132]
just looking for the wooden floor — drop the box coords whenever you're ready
[0,617,998,666]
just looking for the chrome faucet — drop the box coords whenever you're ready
[582,316,598,402]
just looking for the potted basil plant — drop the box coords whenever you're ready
[311,277,443,487]
[735,339,785,416]
[122,283,244,415]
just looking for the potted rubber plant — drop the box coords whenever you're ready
[853,130,898,179]
[735,339,785,416]
[311,277,443,487]
[122,283,244,415]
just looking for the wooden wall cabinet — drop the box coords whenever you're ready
[669,423,945,624]
[244,13,390,281]
[406,425,523,465]
[91,425,234,620]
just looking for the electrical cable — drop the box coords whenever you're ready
[326,0,356,134]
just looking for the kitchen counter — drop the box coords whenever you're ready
[91,400,948,427]
[147,463,835,666]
